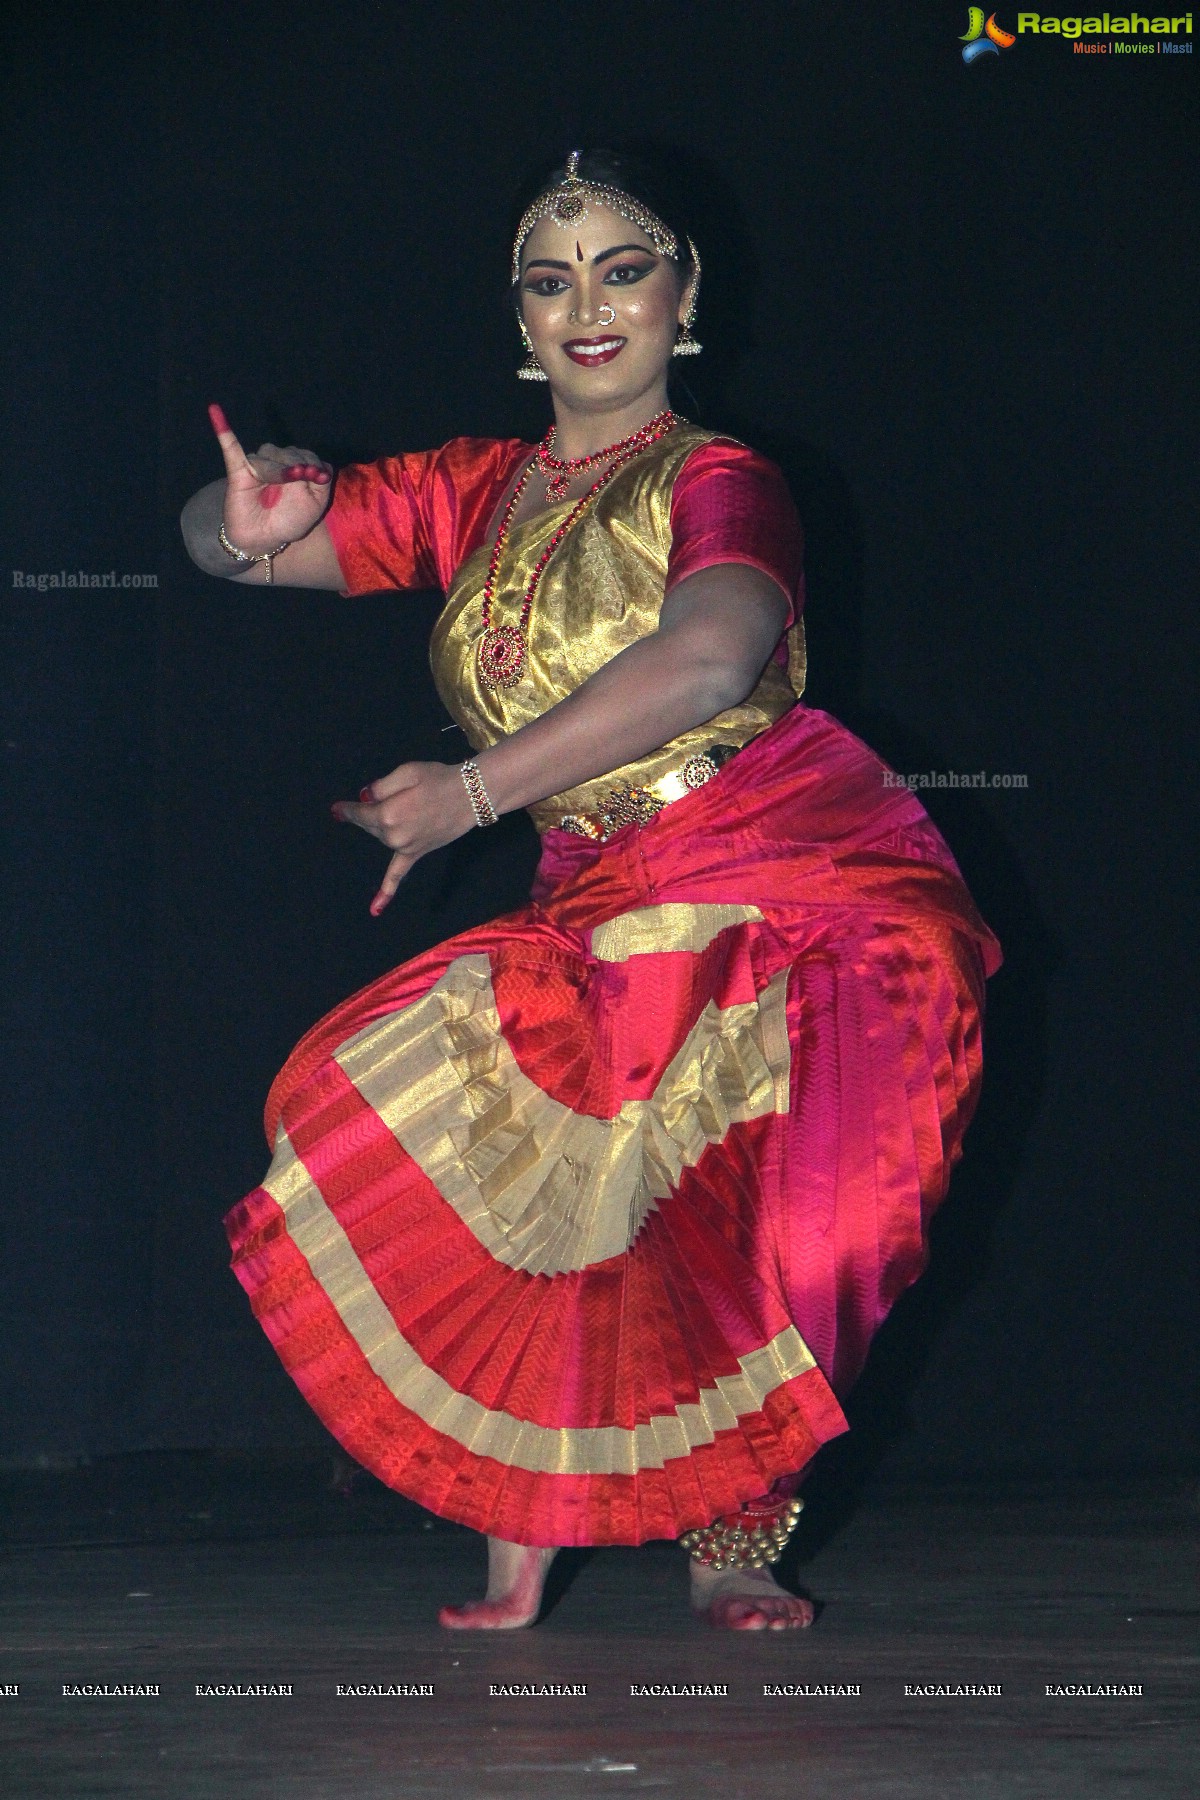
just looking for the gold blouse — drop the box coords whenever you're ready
[429,421,806,835]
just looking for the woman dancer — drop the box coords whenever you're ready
[182,149,1001,1631]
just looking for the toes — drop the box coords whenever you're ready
[728,1604,770,1631]
[437,1601,479,1628]
[771,1599,814,1629]
[704,1592,815,1631]
[438,1598,537,1631]
[438,1600,494,1628]
[707,1597,770,1630]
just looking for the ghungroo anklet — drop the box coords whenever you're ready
[679,1496,804,1571]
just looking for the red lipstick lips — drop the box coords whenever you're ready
[562,335,627,367]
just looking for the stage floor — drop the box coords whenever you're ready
[0,1464,1193,1798]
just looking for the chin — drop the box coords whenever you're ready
[552,363,668,408]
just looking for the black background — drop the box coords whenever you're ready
[2,1,1196,1493]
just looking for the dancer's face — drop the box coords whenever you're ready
[517,204,691,413]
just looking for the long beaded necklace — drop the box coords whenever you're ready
[477,408,677,690]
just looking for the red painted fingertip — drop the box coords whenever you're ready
[208,402,230,435]
[315,469,331,483]
[358,786,374,803]
[369,896,386,916]
[330,802,345,820]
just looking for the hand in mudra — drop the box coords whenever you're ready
[208,402,332,555]
[332,760,479,915]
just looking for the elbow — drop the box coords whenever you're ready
[180,496,222,576]
[689,655,761,720]
[179,517,204,572]
[179,497,202,562]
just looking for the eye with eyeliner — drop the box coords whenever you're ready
[604,260,655,285]
[522,258,657,300]
[522,275,571,297]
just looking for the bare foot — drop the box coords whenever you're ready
[437,1536,559,1630]
[690,1560,815,1631]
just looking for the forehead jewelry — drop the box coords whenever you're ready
[512,148,694,283]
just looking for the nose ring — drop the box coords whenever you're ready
[569,302,617,326]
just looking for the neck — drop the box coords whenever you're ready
[548,384,673,459]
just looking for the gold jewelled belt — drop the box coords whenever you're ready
[558,742,743,841]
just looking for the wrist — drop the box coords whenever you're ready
[218,520,292,584]
[458,757,499,829]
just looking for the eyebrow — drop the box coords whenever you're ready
[522,242,659,273]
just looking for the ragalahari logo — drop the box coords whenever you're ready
[961,8,1018,57]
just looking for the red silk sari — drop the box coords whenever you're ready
[225,702,1001,1546]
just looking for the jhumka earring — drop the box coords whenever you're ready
[672,237,703,357]
[516,319,548,382]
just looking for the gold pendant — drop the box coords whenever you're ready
[478,625,527,689]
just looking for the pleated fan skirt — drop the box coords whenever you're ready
[224,704,1001,1546]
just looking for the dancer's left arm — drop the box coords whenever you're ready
[333,563,788,913]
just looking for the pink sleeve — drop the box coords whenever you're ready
[324,437,530,596]
[665,439,805,628]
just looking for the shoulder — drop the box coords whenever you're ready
[668,431,801,537]
[350,435,530,498]
[664,429,804,610]
[326,436,532,594]
[427,435,533,477]
[672,433,793,501]
[632,423,792,509]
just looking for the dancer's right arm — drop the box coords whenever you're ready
[179,404,345,588]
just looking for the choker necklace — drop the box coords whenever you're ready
[477,408,677,690]
[535,412,671,503]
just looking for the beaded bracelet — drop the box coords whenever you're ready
[218,521,293,585]
[459,758,498,828]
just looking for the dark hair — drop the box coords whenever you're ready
[509,146,698,289]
